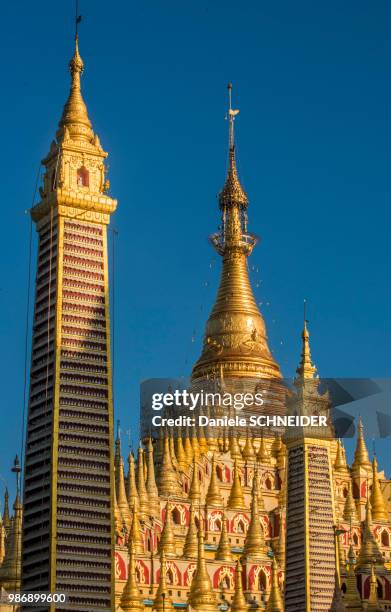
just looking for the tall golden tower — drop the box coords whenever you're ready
[22,30,116,610]
[192,84,281,382]
[284,317,337,612]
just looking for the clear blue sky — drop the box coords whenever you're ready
[0,0,390,498]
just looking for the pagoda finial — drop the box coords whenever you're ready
[183,503,198,559]
[188,458,201,503]
[334,439,348,473]
[175,428,187,471]
[367,561,382,611]
[352,417,371,471]
[129,505,144,555]
[242,431,256,462]
[344,544,361,606]
[266,556,284,612]
[257,433,270,464]
[227,460,246,510]
[159,501,176,557]
[117,458,131,530]
[205,454,223,507]
[2,489,10,532]
[136,447,149,519]
[127,451,139,513]
[219,83,248,210]
[230,559,248,612]
[57,10,93,142]
[145,438,160,517]
[296,301,317,380]
[215,509,232,561]
[370,454,388,521]
[188,524,217,611]
[243,473,266,558]
[120,541,144,612]
[157,436,182,498]
[357,498,383,568]
[343,482,358,523]
[153,549,173,611]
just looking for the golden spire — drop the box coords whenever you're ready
[136,446,150,518]
[191,432,200,461]
[169,433,179,470]
[243,474,266,558]
[230,559,248,612]
[254,468,265,510]
[0,493,22,591]
[158,501,176,557]
[334,439,348,473]
[145,438,160,517]
[153,550,173,611]
[296,303,317,381]
[357,498,383,568]
[120,542,144,612]
[352,418,371,471]
[157,436,182,498]
[344,545,361,609]
[127,451,139,513]
[113,468,123,537]
[242,431,256,462]
[129,505,144,555]
[257,434,270,464]
[188,459,201,502]
[229,433,242,461]
[227,460,246,510]
[276,514,285,566]
[192,84,281,381]
[198,429,209,455]
[266,557,284,612]
[2,489,10,532]
[215,510,232,561]
[206,454,223,506]
[370,455,388,521]
[175,429,187,471]
[367,562,382,611]
[118,458,132,530]
[188,524,217,611]
[184,428,194,466]
[114,426,122,496]
[183,503,198,558]
[57,34,93,142]
[343,483,358,523]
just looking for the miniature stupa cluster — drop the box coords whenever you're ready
[113,374,391,611]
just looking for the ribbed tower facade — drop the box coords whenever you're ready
[284,324,337,611]
[22,37,116,611]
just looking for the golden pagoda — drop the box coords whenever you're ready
[120,542,144,612]
[192,84,281,382]
[352,418,371,472]
[266,557,284,612]
[370,455,388,521]
[231,559,249,612]
[188,527,217,612]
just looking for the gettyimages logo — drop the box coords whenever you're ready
[139,377,390,441]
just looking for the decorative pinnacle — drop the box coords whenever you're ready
[219,83,248,210]
[69,36,84,76]
[57,17,92,141]
[296,300,317,380]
